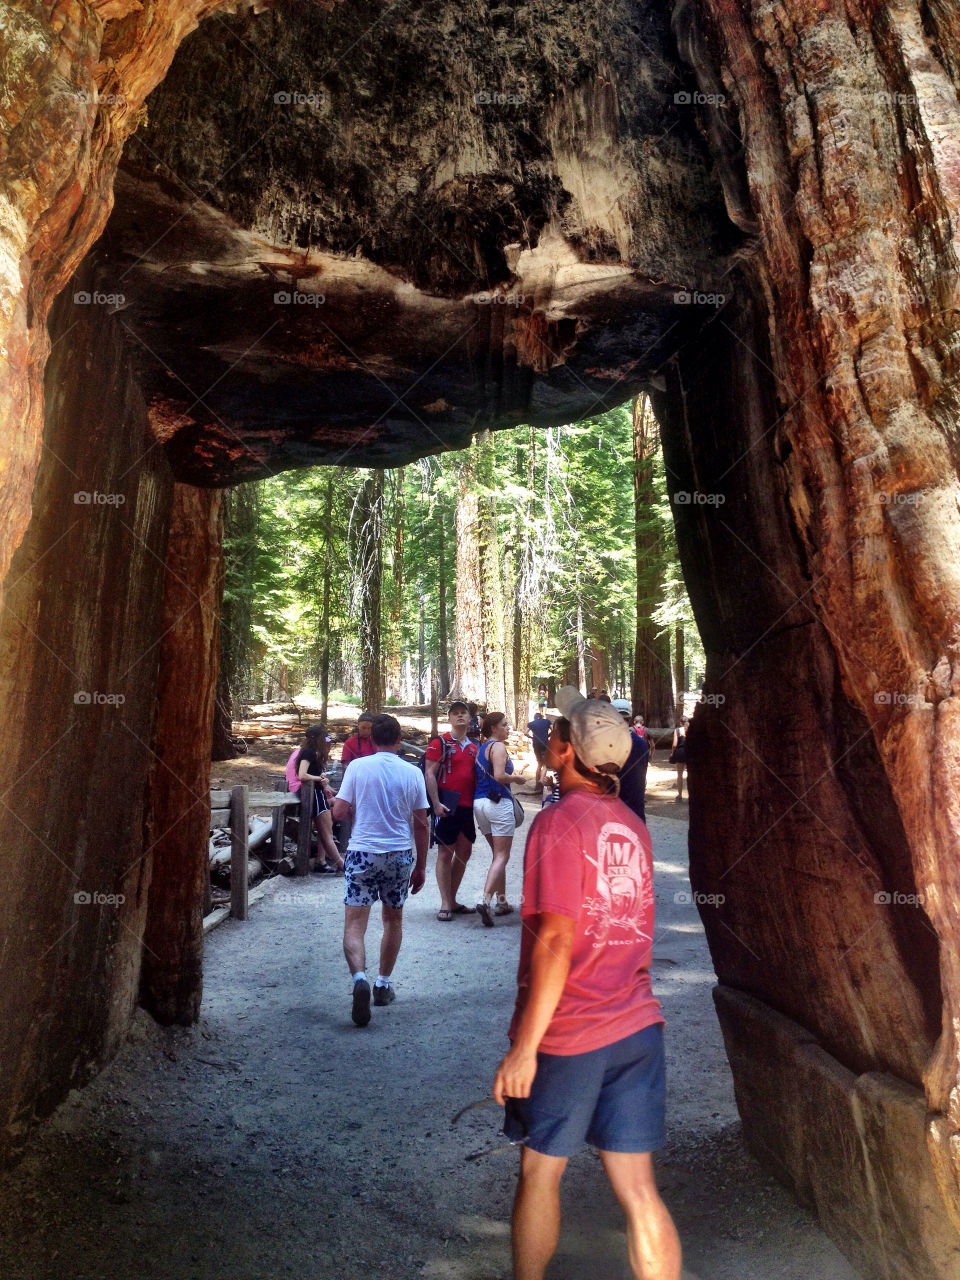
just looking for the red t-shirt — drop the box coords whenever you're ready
[425,733,478,807]
[342,734,376,767]
[510,789,663,1056]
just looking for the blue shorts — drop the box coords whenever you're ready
[503,1023,666,1158]
[343,849,412,909]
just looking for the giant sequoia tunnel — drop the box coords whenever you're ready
[3,1,960,1276]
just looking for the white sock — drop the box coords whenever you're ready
[352,970,367,984]
[375,975,391,987]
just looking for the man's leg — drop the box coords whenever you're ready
[379,904,404,978]
[512,1146,567,1280]
[343,904,371,974]
[449,831,473,902]
[599,1150,682,1280]
[435,842,456,913]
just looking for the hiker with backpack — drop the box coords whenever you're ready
[425,701,480,921]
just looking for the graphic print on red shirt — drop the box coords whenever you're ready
[425,733,479,807]
[510,790,663,1056]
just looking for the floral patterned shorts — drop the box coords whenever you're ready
[343,848,413,909]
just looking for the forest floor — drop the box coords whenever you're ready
[0,724,860,1280]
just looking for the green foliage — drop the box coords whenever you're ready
[225,403,701,702]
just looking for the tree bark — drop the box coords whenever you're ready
[632,395,673,724]
[436,484,451,698]
[319,472,334,725]
[449,444,486,703]
[356,469,384,713]
[476,430,506,710]
[141,484,224,1024]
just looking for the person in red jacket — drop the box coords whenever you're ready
[493,687,680,1280]
[341,712,376,769]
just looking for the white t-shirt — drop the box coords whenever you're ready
[337,750,429,853]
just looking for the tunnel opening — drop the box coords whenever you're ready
[3,0,960,1275]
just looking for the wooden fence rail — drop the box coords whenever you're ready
[209,783,313,920]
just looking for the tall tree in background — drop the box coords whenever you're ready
[632,395,674,724]
[476,430,506,710]
[353,469,385,711]
[449,444,485,702]
[212,482,259,759]
[385,467,405,700]
[318,472,335,724]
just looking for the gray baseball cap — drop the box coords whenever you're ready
[555,685,632,772]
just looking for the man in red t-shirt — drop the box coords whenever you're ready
[425,701,479,921]
[493,687,681,1280]
[341,713,376,769]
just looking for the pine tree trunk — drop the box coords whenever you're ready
[319,472,334,725]
[436,487,451,697]
[385,468,405,700]
[449,445,485,702]
[356,469,384,712]
[476,430,506,709]
[632,395,673,725]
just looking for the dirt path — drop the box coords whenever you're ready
[0,797,858,1280]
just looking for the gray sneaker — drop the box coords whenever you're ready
[373,982,395,1006]
[351,978,371,1026]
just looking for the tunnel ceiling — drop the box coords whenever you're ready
[103,0,739,484]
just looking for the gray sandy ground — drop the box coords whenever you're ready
[0,803,858,1280]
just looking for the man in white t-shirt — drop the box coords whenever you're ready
[331,713,430,1026]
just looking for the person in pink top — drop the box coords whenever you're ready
[493,686,681,1280]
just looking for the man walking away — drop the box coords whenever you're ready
[525,710,551,789]
[426,701,479,921]
[618,710,651,824]
[332,714,429,1026]
[493,687,680,1280]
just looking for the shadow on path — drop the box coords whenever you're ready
[0,806,857,1279]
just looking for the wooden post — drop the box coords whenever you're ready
[230,785,249,920]
[296,781,314,876]
[270,803,285,862]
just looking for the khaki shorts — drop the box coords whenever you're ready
[474,795,516,838]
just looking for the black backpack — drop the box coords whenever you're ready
[417,734,456,785]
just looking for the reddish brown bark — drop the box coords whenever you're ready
[140,484,223,1025]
